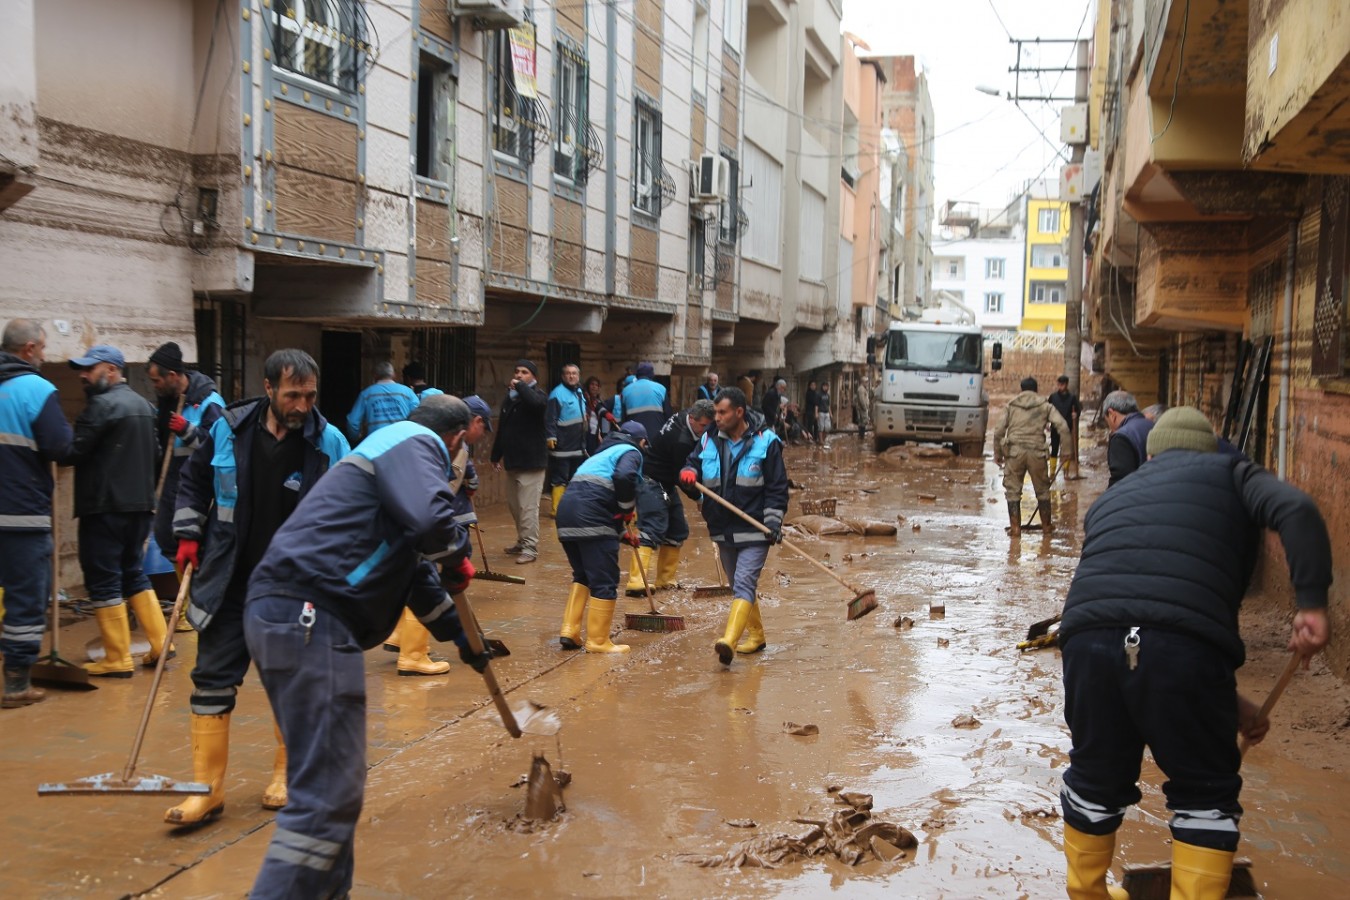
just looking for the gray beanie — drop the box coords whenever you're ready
[1146,406,1218,456]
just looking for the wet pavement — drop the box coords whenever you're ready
[3,437,1348,898]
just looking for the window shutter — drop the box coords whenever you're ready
[1312,177,1348,377]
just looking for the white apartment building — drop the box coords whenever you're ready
[931,227,1026,331]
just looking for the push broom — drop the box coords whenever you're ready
[38,565,209,797]
[472,524,527,585]
[693,483,879,621]
[31,467,95,691]
[691,550,734,598]
[623,531,685,633]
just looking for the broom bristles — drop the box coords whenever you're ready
[847,591,879,621]
[624,613,686,633]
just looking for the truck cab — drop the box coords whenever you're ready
[871,318,994,456]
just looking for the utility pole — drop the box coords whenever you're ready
[1062,39,1089,479]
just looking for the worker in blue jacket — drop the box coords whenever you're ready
[680,387,788,666]
[242,394,492,900]
[165,350,350,827]
[347,361,419,441]
[610,373,635,422]
[556,421,647,654]
[0,319,74,709]
[620,362,669,437]
[546,363,587,515]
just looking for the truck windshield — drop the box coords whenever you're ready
[885,331,983,374]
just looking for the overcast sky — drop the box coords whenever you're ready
[842,0,1096,218]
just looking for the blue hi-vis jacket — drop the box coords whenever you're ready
[159,370,225,514]
[620,376,669,437]
[685,408,788,544]
[555,432,644,540]
[247,421,470,650]
[175,398,350,629]
[0,352,73,530]
[347,380,420,440]
[610,375,636,421]
[546,383,587,458]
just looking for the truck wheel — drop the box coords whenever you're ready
[873,436,891,452]
[955,441,983,458]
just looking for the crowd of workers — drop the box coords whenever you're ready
[0,313,1336,899]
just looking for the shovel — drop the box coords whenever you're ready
[623,534,685,633]
[38,566,209,796]
[472,525,527,585]
[693,483,878,621]
[692,550,734,598]
[449,591,558,739]
[1118,651,1301,899]
[32,466,95,691]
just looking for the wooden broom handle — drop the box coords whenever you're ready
[451,592,521,739]
[693,482,864,595]
[155,394,186,504]
[1239,651,1302,757]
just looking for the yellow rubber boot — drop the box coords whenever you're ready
[164,713,230,824]
[625,546,654,596]
[655,545,681,589]
[559,583,588,650]
[1064,824,1129,900]
[261,722,288,810]
[85,604,135,678]
[128,589,172,667]
[583,598,630,653]
[551,484,565,516]
[735,603,767,654]
[397,608,450,675]
[1170,841,1234,900]
[715,598,753,666]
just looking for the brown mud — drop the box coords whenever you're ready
[2,437,1348,897]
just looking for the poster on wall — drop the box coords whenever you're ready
[508,22,538,99]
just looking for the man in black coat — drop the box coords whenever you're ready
[66,345,169,676]
[1057,406,1332,900]
[1047,375,1081,473]
[490,359,548,564]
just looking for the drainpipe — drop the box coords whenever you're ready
[1277,221,1296,481]
[604,0,618,297]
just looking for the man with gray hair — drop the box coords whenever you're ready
[0,319,73,708]
[697,373,720,403]
[347,360,419,442]
[1102,390,1153,487]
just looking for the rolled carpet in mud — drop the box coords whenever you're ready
[786,515,898,537]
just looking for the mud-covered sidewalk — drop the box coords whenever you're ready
[2,438,1347,898]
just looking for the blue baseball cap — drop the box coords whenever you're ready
[463,394,493,431]
[620,421,648,442]
[69,344,126,369]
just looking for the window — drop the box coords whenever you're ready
[1038,207,1062,234]
[490,27,536,164]
[744,141,782,266]
[1031,244,1065,268]
[723,0,744,53]
[415,54,455,184]
[553,44,588,183]
[632,99,662,216]
[885,330,983,374]
[984,292,1004,314]
[800,187,826,281]
[985,258,1005,279]
[1031,281,1067,304]
[272,0,361,92]
[689,219,707,289]
[719,153,739,244]
[947,259,959,276]
[692,1,710,102]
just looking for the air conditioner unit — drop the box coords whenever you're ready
[691,153,727,202]
[450,0,525,29]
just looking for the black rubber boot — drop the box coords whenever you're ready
[1038,500,1054,534]
[2,667,46,709]
[1007,502,1021,538]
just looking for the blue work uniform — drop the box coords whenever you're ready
[346,380,419,441]
[154,370,225,557]
[546,383,587,487]
[555,432,644,600]
[620,376,669,438]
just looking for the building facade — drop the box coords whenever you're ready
[931,203,1026,332]
[1022,189,1070,333]
[875,54,934,318]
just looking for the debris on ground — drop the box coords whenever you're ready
[951,714,981,729]
[913,446,955,459]
[726,818,757,828]
[894,616,915,629]
[784,722,820,736]
[929,601,946,618]
[917,493,938,502]
[678,790,917,869]
[786,514,898,537]
[937,638,950,648]
[524,753,566,821]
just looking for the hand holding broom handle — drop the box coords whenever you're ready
[692,482,867,596]
[1238,650,1302,758]
[450,591,522,739]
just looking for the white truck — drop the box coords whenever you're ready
[870,316,1001,456]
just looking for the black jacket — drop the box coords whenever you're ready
[68,382,157,518]
[490,380,548,470]
[646,409,701,491]
[1061,451,1332,666]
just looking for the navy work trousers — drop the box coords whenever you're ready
[1060,626,1244,851]
[0,531,52,669]
[716,541,769,603]
[76,512,151,606]
[548,453,583,488]
[562,535,621,600]
[245,594,366,899]
[189,593,252,716]
[635,480,690,549]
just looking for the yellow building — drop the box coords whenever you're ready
[1021,196,1070,332]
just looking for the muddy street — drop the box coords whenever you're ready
[3,438,1349,898]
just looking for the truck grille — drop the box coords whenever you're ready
[904,392,961,402]
[905,408,957,432]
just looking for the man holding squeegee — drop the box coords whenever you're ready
[1057,407,1332,900]
[243,394,495,900]
[679,387,788,665]
[555,421,648,654]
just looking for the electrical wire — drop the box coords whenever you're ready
[1150,0,1189,143]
